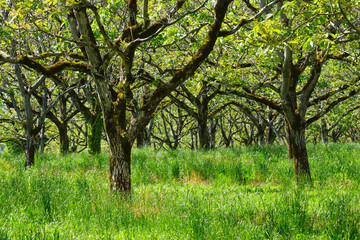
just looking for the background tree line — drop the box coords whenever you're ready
[0,0,360,195]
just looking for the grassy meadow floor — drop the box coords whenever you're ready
[0,143,360,239]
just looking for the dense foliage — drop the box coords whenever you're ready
[0,0,360,191]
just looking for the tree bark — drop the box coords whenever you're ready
[87,111,103,154]
[136,131,145,148]
[59,123,69,155]
[58,95,71,154]
[320,118,328,143]
[209,117,217,149]
[25,132,36,168]
[198,92,210,149]
[257,124,266,146]
[24,92,37,168]
[198,117,210,150]
[286,121,312,184]
[265,109,277,145]
[105,121,132,195]
[38,80,47,153]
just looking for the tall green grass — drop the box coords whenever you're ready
[0,143,359,239]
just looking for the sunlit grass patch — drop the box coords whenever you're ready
[0,158,14,171]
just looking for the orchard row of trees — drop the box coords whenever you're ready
[1,0,360,195]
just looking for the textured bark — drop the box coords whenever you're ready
[135,122,152,148]
[286,123,312,184]
[87,112,103,154]
[14,64,37,168]
[59,96,69,154]
[198,118,210,150]
[265,109,277,145]
[209,117,217,149]
[320,118,329,143]
[197,89,210,150]
[136,131,145,148]
[24,92,36,168]
[106,121,131,195]
[257,126,266,146]
[25,134,36,168]
[38,81,47,153]
[59,124,69,155]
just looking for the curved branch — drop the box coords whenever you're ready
[306,88,360,126]
[219,0,280,37]
[338,0,360,36]
[220,89,282,113]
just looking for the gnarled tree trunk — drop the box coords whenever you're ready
[106,122,132,195]
[59,123,69,155]
[198,117,210,150]
[285,120,312,183]
[87,111,103,154]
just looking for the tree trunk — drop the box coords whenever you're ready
[106,121,132,195]
[198,118,210,150]
[198,97,210,150]
[320,118,328,143]
[257,125,266,146]
[136,131,145,148]
[14,63,37,168]
[25,129,36,168]
[266,126,276,145]
[88,112,103,154]
[190,129,195,150]
[265,109,276,144]
[136,119,153,148]
[59,124,69,154]
[24,93,36,168]
[209,117,217,149]
[59,95,69,154]
[286,120,312,184]
[144,118,153,146]
[38,80,47,153]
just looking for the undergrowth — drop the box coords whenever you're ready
[0,143,359,239]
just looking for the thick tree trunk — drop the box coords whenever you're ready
[14,63,37,168]
[59,124,69,154]
[87,112,102,154]
[144,118,153,146]
[198,97,210,150]
[265,108,276,144]
[136,131,145,148]
[257,125,266,146]
[257,111,266,145]
[266,127,276,145]
[286,121,312,184]
[198,118,210,150]
[136,119,153,148]
[106,122,132,195]
[25,130,36,168]
[24,93,36,168]
[190,129,195,150]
